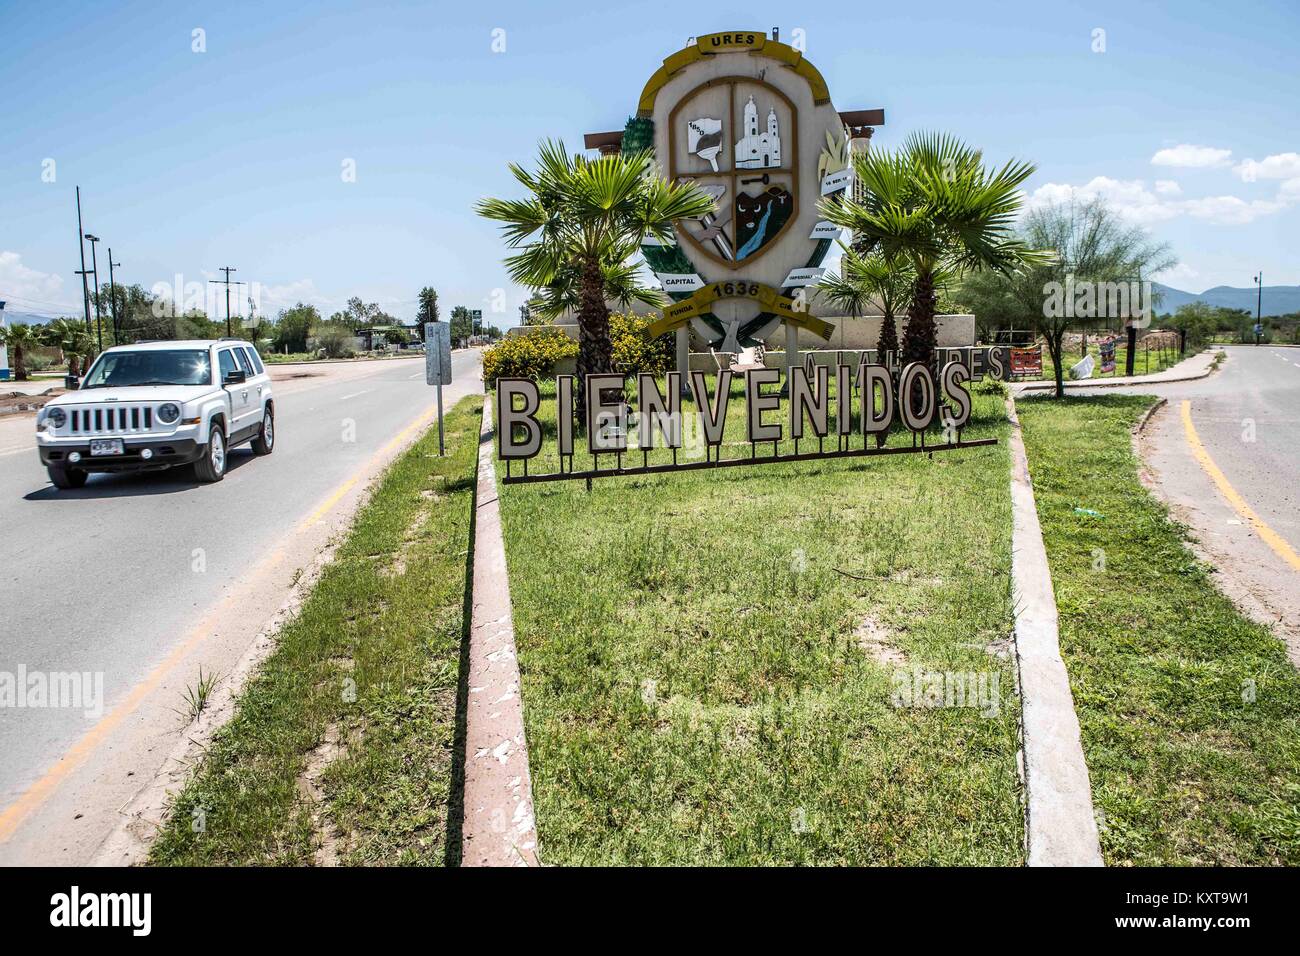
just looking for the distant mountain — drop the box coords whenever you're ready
[1153,283,1300,317]
[0,309,60,326]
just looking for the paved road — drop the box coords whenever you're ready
[1122,345,1300,662]
[0,351,481,857]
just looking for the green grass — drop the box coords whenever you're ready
[1017,394,1300,865]
[1038,342,1184,382]
[149,396,482,866]
[496,380,1025,865]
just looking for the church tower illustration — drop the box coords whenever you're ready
[734,95,781,169]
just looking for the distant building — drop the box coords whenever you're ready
[734,96,781,169]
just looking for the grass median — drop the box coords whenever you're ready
[497,380,1024,865]
[150,395,482,866]
[1017,394,1300,865]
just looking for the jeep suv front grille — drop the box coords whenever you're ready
[65,405,154,435]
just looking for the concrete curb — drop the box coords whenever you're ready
[1133,397,1168,437]
[1005,396,1105,867]
[1015,349,1219,393]
[461,401,540,866]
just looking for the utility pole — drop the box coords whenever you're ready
[108,250,122,345]
[1124,281,1138,378]
[75,187,92,335]
[1254,272,1263,345]
[85,233,103,351]
[209,266,240,336]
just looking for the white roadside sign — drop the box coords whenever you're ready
[424,321,452,456]
[425,321,452,386]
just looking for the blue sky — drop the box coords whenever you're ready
[2,0,1298,325]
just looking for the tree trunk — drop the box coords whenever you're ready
[14,346,28,381]
[1048,332,1065,399]
[574,254,613,419]
[67,353,81,378]
[901,271,937,420]
[901,270,937,367]
[876,308,899,361]
[874,310,900,447]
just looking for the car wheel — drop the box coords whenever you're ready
[48,465,88,489]
[251,406,275,456]
[193,424,227,483]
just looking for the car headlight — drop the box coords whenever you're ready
[46,407,67,428]
[157,403,181,424]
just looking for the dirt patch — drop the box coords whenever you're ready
[383,512,428,578]
[296,723,349,866]
[855,615,907,665]
[0,388,64,415]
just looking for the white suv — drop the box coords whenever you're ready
[35,339,275,489]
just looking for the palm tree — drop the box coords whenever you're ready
[477,140,715,401]
[526,241,669,321]
[820,246,916,363]
[41,318,92,377]
[820,248,917,445]
[1,322,42,381]
[820,132,1047,370]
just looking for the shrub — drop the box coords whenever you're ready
[610,312,673,377]
[973,377,1008,397]
[482,328,578,386]
[310,323,356,359]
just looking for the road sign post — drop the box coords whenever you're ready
[425,322,452,456]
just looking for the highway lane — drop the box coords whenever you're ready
[0,351,481,817]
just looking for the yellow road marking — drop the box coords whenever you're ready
[1181,399,1300,573]
[0,392,450,843]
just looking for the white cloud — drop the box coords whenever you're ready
[1156,262,1199,284]
[0,251,77,313]
[1151,144,1233,168]
[1279,178,1300,200]
[1029,175,1291,226]
[1027,176,1179,224]
[1234,152,1300,182]
[1181,195,1285,225]
[258,278,330,313]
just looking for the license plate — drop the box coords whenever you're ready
[89,439,124,456]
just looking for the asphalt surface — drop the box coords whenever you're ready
[1120,345,1300,662]
[0,351,481,820]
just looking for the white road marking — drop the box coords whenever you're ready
[339,390,371,401]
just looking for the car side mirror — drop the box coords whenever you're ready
[223,369,246,386]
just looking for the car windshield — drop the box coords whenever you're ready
[82,350,212,388]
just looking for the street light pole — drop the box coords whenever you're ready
[85,234,103,351]
[75,187,92,335]
[1254,272,1263,345]
[108,250,122,345]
